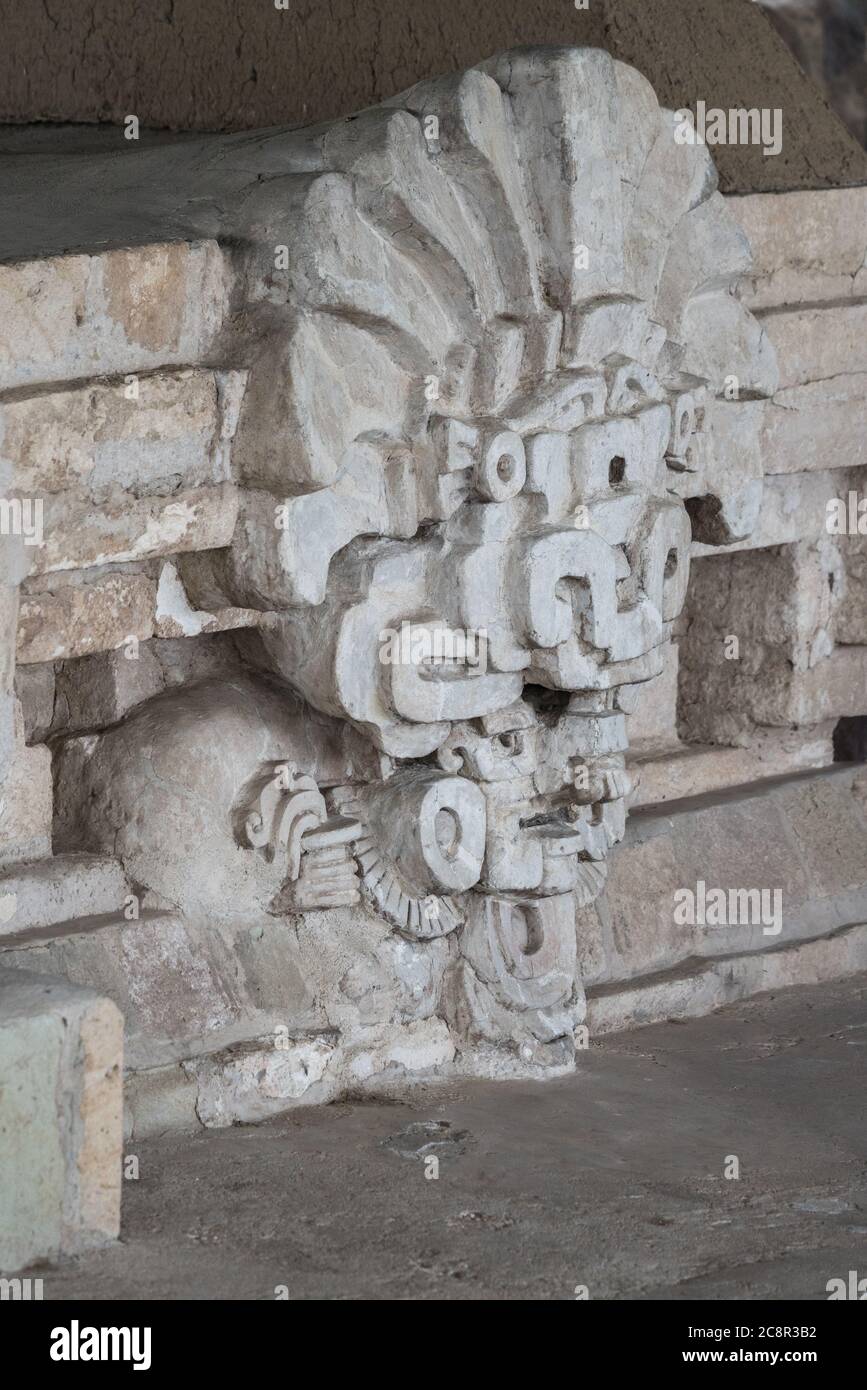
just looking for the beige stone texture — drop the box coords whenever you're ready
[0,241,229,393]
[629,725,835,807]
[733,187,867,311]
[17,572,156,664]
[760,303,867,391]
[679,541,845,743]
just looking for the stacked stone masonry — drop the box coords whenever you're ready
[1,50,866,1214]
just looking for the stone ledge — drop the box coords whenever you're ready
[587,919,867,1034]
[593,764,867,983]
[0,854,131,943]
[628,727,835,808]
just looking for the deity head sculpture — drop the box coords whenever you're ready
[61,48,776,1070]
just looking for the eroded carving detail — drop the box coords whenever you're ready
[237,761,363,911]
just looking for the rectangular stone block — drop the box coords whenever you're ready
[789,645,867,725]
[1,910,316,1073]
[760,376,867,476]
[629,725,835,808]
[587,921,867,1035]
[48,645,165,737]
[600,766,867,984]
[33,483,238,576]
[0,241,230,393]
[731,187,867,311]
[836,534,867,645]
[0,854,130,945]
[17,572,156,664]
[692,469,851,557]
[0,969,122,1272]
[0,699,52,866]
[13,661,55,743]
[759,303,867,391]
[680,542,843,742]
[3,368,243,501]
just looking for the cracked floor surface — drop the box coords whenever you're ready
[36,973,867,1300]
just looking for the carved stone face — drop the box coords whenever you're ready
[251,363,690,936]
[173,48,771,952]
[78,47,774,1065]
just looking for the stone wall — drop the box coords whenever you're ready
[1,44,866,1202]
[2,0,867,193]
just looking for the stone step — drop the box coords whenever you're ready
[587,920,867,1035]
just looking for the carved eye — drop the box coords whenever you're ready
[609,456,626,488]
[434,807,461,861]
[497,732,523,755]
[664,547,679,580]
[497,454,517,484]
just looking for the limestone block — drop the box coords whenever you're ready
[679,541,846,742]
[49,645,165,736]
[777,772,867,898]
[836,535,867,645]
[45,631,253,738]
[13,662,55,743]
[629,725,835,808]
[4,369,242,498]
[760,375,867,476]
[1,914,258,1072]
[587,922,867,1035]
[32,484,238,577]
[17,572,156,664]
[759,303,867,392]
[0,700,52,866]
[149,632,248,688]
[789,646,867,725]
[731,187,867,311]
[0,854,131,945]
[0,241,230,393]
[0,969,122,1272]
[601,766,867,983]
[692,470,852,557]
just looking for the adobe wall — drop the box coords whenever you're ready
[1,0,866,193]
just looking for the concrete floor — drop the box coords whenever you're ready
[38,975,867,1300]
